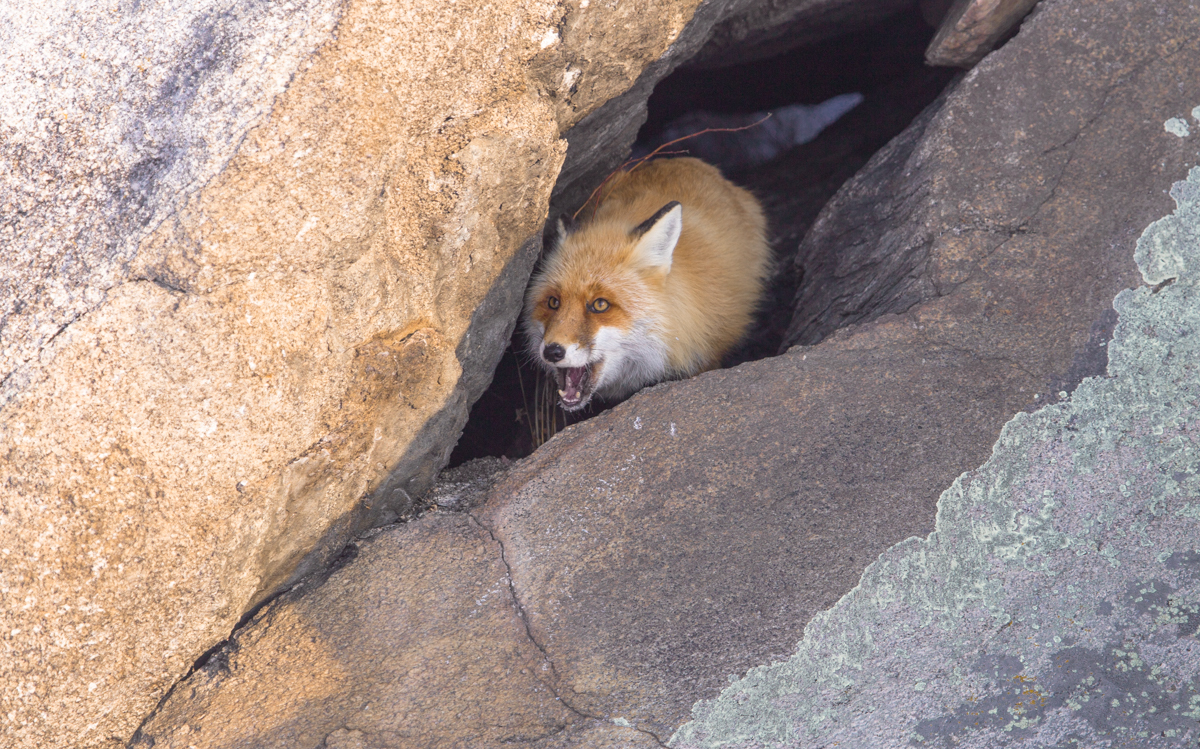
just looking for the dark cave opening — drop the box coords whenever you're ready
[449,6,956,466]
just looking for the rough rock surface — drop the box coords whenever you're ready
[672,153,1200,749]
[472,334,1032,740]
[730,65,956,363]
[112,0,1195,745]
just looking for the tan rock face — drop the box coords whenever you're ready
[0,0,708,745]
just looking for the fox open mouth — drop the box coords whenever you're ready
[554,363,595,411]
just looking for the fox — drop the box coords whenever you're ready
[524,157,770,412]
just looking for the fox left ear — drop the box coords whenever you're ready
[555,213,579,245]
[630,201,681,272]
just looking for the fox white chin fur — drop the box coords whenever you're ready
[523,157,770,412]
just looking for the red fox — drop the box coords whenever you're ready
[524,157,769,411]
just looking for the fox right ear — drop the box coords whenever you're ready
[630,201,682,272]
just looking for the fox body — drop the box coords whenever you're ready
[524,157,769,411]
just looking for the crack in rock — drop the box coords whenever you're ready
[465,509,669,747]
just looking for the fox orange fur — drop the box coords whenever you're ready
[524,157,769,411]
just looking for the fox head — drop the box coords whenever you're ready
[524,201,682,411]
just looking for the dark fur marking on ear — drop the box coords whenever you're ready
[630,201,681,239]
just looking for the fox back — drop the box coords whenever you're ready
[524,157,769,411]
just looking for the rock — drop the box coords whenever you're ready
[672,138,1200,749]
[133,507,657,749]
[472,330,1034,739]
[925,0,1040,67]
[671,0,1200,742]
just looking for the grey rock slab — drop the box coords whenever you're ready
[134,507,661,749]
[671,150,1200,749]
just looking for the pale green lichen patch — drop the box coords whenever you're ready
[1165,117,1191,137]
[670,166,1200,747]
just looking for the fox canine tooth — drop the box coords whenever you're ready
[557,389,566,397]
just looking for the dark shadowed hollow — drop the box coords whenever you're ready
[450,7,956,466]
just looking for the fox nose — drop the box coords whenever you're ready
[543,343,565,363]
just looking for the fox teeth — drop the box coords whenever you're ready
[557,389,566,397]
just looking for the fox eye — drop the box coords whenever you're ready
[547,295,560,310]
[588,298,610,313]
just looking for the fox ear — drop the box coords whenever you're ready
[630,201,682,272]
[556,213,579,244]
